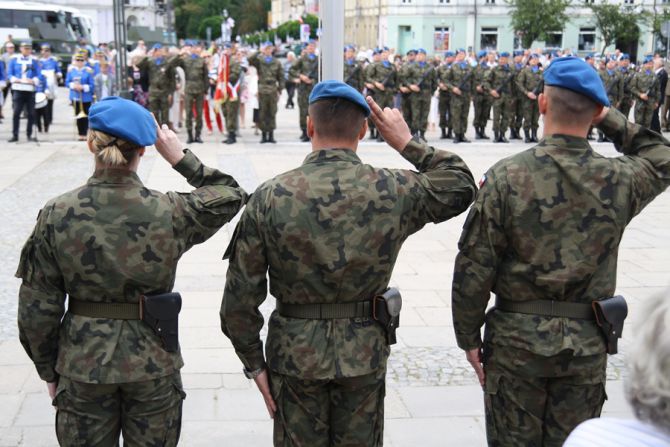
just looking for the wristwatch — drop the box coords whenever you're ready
[243,367,264,379]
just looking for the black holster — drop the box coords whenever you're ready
[140,292,182,352]
[372,288,402,345]
[592,295,628,355]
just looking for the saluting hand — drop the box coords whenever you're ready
[152,114,185,166]
[366,96,412,152]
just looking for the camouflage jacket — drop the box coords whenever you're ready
[138,55,181,95]
[436,63,451,96]
[408,61,437,95]
[445,61,473,96]
[473,63,490,97]
[630,69,661,102]
[484,64,516,96]
[17,150,247,384]
[289,53,319,89]
[221,141,476,380]
[516,66,543,97]
[343,58,363,92]
[249,52,284,96]
[368,60,397,91]
[452,108,670,356]
[599,69,624,106]
[397,61,414,89]
[619,67,636,97]
[179,54,209,95]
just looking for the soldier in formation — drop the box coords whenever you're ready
[290,40,319,142]
[366,46,397,142]
[249,41,284,144]
[484,51,515,143]
[137,43,182,128]
[445,48,473,143]
[398,49,417,128]
[407,48,436,140]
[630,55,660,129]
[515,53,543,143]
[215,42,243,145]
[220,80,476,446]
[473,50,492,140]
[598,57,623,142]
[437,50,455,139]
[180,40,209,144]
[343,44,363,92]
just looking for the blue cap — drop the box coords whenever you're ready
[643,54,653,64]
[88,97,157,147]
[309,80,370,117]
[383,46,389,52]
[477,50,487,59]
[444,50,455,57]
[457,48,466,54]
[417,48,427,54]
[529,53,539,60]
[551,51,560,58]
[373,48,382,55]
[222,42,233,49]
[513,50,523,57]
[40,43,51,49]
[406,49,417,55]
[152,43,162,50]
[183,40,193,47]
[263,41,273,47]
[543,57,609,107]
[344,45,355,51]
[621,53,630,60]
[499,51,510,58]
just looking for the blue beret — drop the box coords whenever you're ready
[621,53,630,60]
[529,53,540,60]
[383,46,389,52]
[309,80,370,117]
[41,43,51,49]
[417,48,427,54]
[543,57,609,107]
[444,50,455,57]
[152,43,162,50]
[406,49,417,55]
[477,50,487,59]
[551,51,560,57]
[499,51,510,58]
[88,97,157,147]
[457,48,466,53]
[373,48,382,55]
[643,54,653,64]
[344,45,355,51]
[584,55,592,61]
[263,41,273,47]
[183,40,193,47]
[513,50,523,57]
[222,42,233,49]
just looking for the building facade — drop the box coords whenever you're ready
[270,0,318,28]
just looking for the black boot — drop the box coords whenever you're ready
[300,129,310,142]
[524,129,531,143]
[8,135,18,142]
[446,128,453,139]
[531,129,539,142]
[261,131,268,143]
[223,131,236,144]
[420,130,427,142]
[440,127,447,139]
[268,131,277,143]
[369,128,376,140]
[597,132,605,143]
[459,133,471,143]
[194,132,203,143]
[498,131,509,143]
[514,128,522,140]
[494,131,499,142]
[480,127,490,139]
[475,127,483,139]
[187,130,194,144]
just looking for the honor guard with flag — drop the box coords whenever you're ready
[214,42,243,145]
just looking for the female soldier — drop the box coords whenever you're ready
[16,96,247,446]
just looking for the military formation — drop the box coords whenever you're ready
[10,32,670,447]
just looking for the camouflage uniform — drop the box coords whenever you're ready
[220,55,243,135]
[473,62,492,139]
[437,62,452,138]
[510,62,526,138]
[515,65,543,141]
[344,58,363,92]
[180,54,209,140]
[598,68,624,141]
[17,151,247,445]
[138,56,181,125]
[289,53,319,136]
[249,52,284,139]
[618,67,636,120]
[363,61,379,138]
[368,59,397,111]
[630,68,661,128]
[398,60,415,129]
[445,61,474,142]
[221,140,476,446]
[452,108,670,446]
[484,64,516,141]
[408,61,436,136]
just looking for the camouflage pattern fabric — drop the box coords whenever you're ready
[408,62,436,133]
[437,64,451,131]
[289,53,319,131]
[364,63,378,132]
[599,69,624,108]
[516,67,543,132]
[54,372,185,446]
[631,69,660,128]
[149,93,171,126]
[185,93,204,135]
[138,56,181,125]
[344,59,363,92]
[445,62,473,135]
[452,108,670,445]
[16,150,247,384]
[270,369,385,447]
[398,61,415,126]
[223,97,239,133]
[368,60,397,110]
[618,67,636,120]
[484,65,515,133]
[511,64,525,132]
[483,344,606,447]
[249,52,284,132]
[220,56,243,134]
[181,55,209,96]
[473,63,491,130]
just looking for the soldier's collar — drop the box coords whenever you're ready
[303,148,362,165]
[89,169,144,186]
[541,134,593,150]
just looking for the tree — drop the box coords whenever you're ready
[174,0,270,40]
[589,2,648,56]
[506,0,572,48]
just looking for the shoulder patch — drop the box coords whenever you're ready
[478,174,487,188]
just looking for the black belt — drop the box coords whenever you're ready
[68,298,140,320]
[495,297,595,320]
[276,300,372,319]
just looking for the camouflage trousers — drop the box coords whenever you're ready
[522,97,540,131]
[449,93,471,135]
[438,91,450,129]
[367,91,377,132]
[298,84,314,131]
[491,94,514,133]
[483,343,607,447]
[223,99,240,133]
[259,92,279,131]
[270,369,385,447]
[185,93,204,135]
[473,94,492,128]
[54,372,186,446]
[618,96,633,120]
[375,89,394,110]
[149,93,171,126]
[512,95,523,130]
[634,100,655,128]
[409,92,431,132]
[401,93,413,127]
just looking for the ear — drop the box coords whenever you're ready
[538,93,548,115]
[87,138,95,154]
[307,116,314,138]
[138,147,146,157]
[358,119,368,141]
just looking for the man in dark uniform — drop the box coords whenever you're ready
[408,48,436,140]
[445,48,473,143]
[597,57,623,142]
[7,41,41,142]
[368,46,397,142]
[290,40,319,142]
[179,40,209,144]
[516,53,543,143]
[437,50,455,139]
[137,43,182,127]
[510,50,526,140]
[398,49,417,128]
[631,55,661,128]
[452,56,670,446]
[473,50,491,140]
[249,41,284,144]
[220,81,476,446]
[484,51,515,143]
[343,45,363,92]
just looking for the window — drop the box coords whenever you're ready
[480,27,498,51]
[545,32,563,48]
[578,27,596,51]
[434,27,450,52]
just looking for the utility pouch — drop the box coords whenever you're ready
[372,288,402,345]
[140,292,182,352]
[592,295,628,355]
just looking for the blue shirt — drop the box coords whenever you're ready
[8,55,41,86]
[0,61,5,82]
[39,56,62,76]
[66,67,95,102]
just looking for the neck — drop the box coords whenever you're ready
[310,136,358,153]
[542,114,590,139]
[94,160,139,172]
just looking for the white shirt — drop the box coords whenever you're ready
[564,418,670,447]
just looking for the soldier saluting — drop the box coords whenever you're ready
[16,97,247,445]
[220,81,476,445]
[290,39,319,142]
[248,41,284,144]
[179,40,209,144]
[137,43,183,129]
